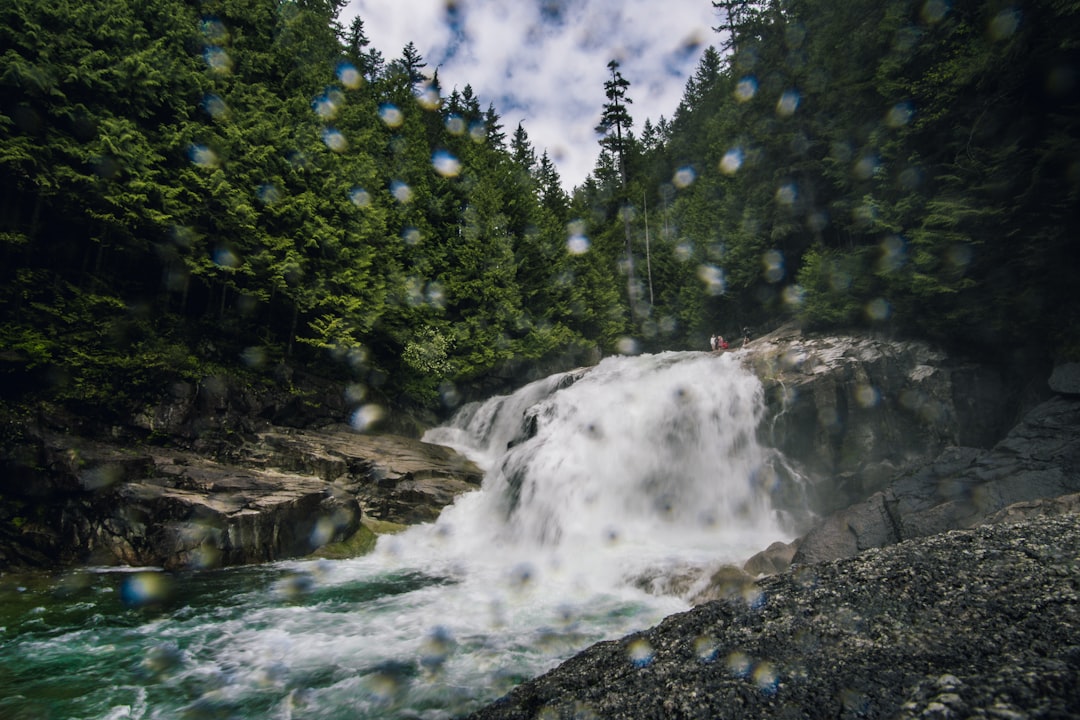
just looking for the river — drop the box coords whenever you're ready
[0,351,799,719]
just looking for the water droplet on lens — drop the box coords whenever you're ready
[627,638,654,667]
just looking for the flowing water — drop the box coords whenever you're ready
[0,351,798,719]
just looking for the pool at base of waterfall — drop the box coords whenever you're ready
[0,557,683,719]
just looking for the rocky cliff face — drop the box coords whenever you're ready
[740,326,1048,523]
[790,393,1080,566]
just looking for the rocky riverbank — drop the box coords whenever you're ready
[0,417,481,570]
[465,513,1080,719]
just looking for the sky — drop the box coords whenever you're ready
[340,0,724,191]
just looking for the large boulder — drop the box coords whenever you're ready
[466,514,1080,720]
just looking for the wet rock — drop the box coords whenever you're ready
[1048,362,1080,395]
[793,396,1080,565]
[741,326,1040,520]
[0,425,482,570]
[466,514,1080,719]
[742,539,800,577]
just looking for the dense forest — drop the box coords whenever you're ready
[1,0,1077,421]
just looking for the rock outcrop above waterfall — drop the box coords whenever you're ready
[466,513,1080,720]
[741,325,1048,519]
[0,420,481,569]
[730,326,1078,572]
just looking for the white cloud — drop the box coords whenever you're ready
[342,0,720,190]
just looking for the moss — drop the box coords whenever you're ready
[309,525,377,559]
[307,517,407,560]
[360,517,408,535]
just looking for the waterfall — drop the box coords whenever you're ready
[414,350,792,593]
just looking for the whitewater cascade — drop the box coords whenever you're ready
[420,350,793,583]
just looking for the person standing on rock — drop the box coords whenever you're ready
[710,334,717,352]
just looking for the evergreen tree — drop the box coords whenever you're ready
[595,60,639,324]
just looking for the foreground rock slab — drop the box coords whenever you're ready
[466,514,1080,719]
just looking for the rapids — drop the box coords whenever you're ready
[0,351,797,719]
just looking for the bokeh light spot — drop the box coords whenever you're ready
[420,626,456,674]
[720,148,744,175]
[947,243,973,271]
[865,297,891,321]
[379,103,404,128]
[418,83,440,110]
[469,121,487,143]
[775,183,797,206]
[921,0,950,24]
[627,638,654,668]
[432,150,461,177]
[350,404,385,432]
[776,90,800,117]
[735,76,758,102]
[854,154,880,180]
[200,17,228,43]
[566,220,590,255]
[212,245,239,268]
[256,183,280,206]
[673,166,696,188]
[337,62,362,89]
[187,144,218,169]
[445,115,466,135]
[855,383,881,408]
[694,636,719,661]
[886,101,914,127]
[121,572,172,608]
[313,89,344,120]
[762,249,785,283]
[203,46,232,74]
[616,337,641,355]
[697,264,726,296]
[391,180,413,203]
[344,383,367,404]
[349,187,371,208]
[726,651,752,677]
[1046,65,1077,97]
[321,128,347,152]
[753,661,779,694]
[783,284,806,308]
[80,464,122,490]
[878,235,906,273]
[202,94,229,121]
[829,267,852,292]
[988,8,1020,40]
[241,346,266,368]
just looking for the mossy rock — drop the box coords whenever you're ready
[308,517,408,560]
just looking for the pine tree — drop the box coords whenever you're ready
[595,60,638,324]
